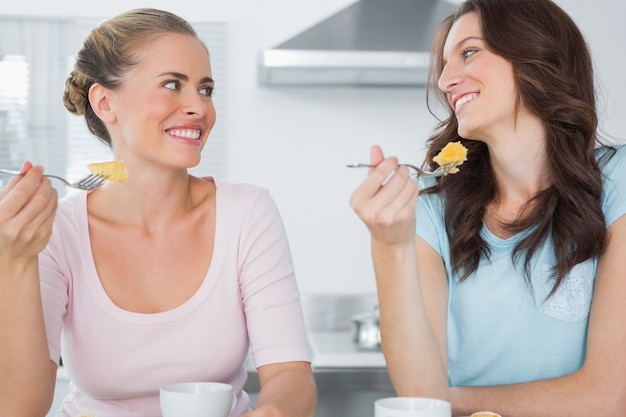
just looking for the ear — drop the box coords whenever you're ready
[88,83,116,123]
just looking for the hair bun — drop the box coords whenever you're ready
[62,70,91,116]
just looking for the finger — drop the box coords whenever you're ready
[17,180,57,232]
[350,161,410,225]
[369,145,385,167]
[350,167,408,227]
[18,186,58,251]
[19,161,34,172]
[363,180,419,245]
[359,166,416,220]
[11,177,56,228]
[366,164,412,207]
[1,179,57,254]
[0,161,35,197]
[380,175,420,223]
[0,166,46,219]
[350,156,401,205]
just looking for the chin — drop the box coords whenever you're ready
[456,125,473,139]
[456,121,485,142]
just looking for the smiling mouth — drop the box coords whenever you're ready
[166,129,201,139]
[455,93,479,112]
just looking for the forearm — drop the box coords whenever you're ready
[450,368,625,417]
[372,238,449,400]
[252,362,317,417]
[0,259,55,416]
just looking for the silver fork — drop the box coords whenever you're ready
[0,168,108,191]
[346,162,450,178]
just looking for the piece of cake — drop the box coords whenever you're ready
[86,161,128,183]
[432,141,468,174]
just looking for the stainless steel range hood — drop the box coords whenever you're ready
[258,0,458,87]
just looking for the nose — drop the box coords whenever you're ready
[181,90,210,118]
[437,62,462,93]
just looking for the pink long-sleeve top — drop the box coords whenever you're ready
[39,179,311,417]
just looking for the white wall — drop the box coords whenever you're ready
[3,0,625,295]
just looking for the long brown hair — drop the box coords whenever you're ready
[423,0,612,295]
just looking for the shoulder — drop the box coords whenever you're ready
[213,179,283,225]
[415,178,448,253]
[596,145,626,226]
[214,178,273,206]
[596,144,626,186]
[597,144,626,177]
[416,177,446,217]
[214,178,268,195]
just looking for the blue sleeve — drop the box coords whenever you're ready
[600,145,626,226]
[415,180,447,258]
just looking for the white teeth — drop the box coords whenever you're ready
[455,93,478,111]
[167,129,201,139]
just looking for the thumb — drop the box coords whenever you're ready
[369,145,385,166]
[19,161,34,173]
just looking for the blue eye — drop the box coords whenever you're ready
[199,86,213,97]
[462,48,478,60]
[164,81,179,90]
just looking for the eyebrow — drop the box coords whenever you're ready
[456,35,483,48]
[157,71,214,84]
[442,35,483,64]
[454,35,483,50]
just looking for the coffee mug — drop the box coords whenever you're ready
[375,397,452,417]
[160,381,237,417]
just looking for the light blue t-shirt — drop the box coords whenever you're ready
[415,145,626,387]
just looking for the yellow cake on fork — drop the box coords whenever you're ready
[86,161,128,183]
[433,141,468,173]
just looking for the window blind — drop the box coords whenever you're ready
[0,16,227,196]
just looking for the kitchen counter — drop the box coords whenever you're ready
[245,366,394,417]
[308,330,385,368]
[53,364,394,417]
[245,329,389,391]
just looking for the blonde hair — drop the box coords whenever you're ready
[63,8,205,146]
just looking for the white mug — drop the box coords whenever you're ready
[375,397,452,417]
[160,381,237,417]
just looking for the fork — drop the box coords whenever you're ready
[0,168,108,191]
[346,162,450,178]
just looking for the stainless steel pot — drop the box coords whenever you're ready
[351,306,381,350]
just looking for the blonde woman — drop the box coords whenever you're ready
[0,9,315,417]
